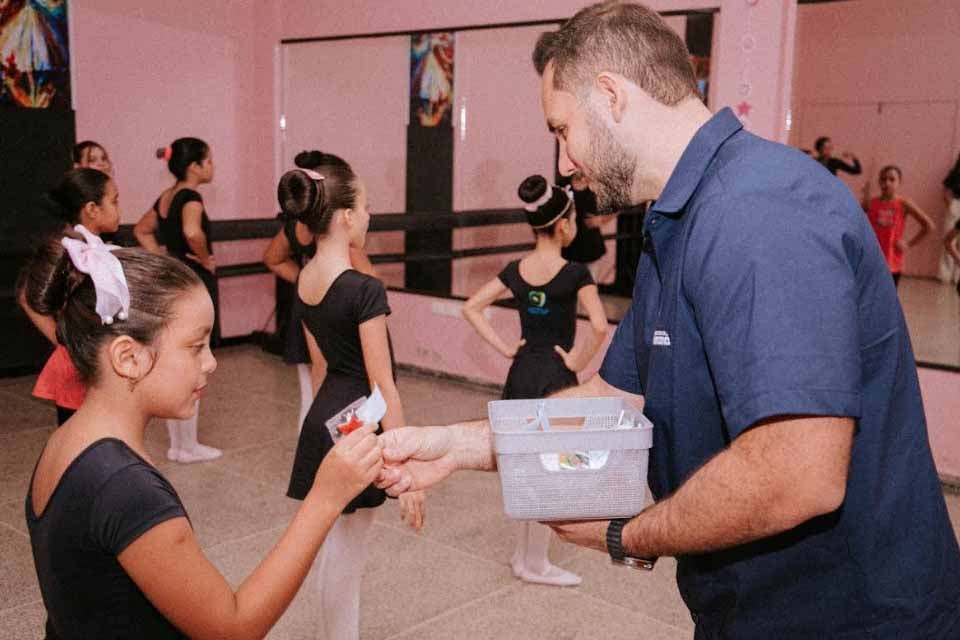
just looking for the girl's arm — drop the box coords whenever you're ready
[859,183,871,213]
[901,197,935,248]
[263,230,300,284]
[462,278,525,358]
[18,288,58,344]
[945,228,960,268]
[359,314,425,532]
[118,426,382,640]
[836,153,862,175]
[133,208,164,253]
[554,284,608,373]
[350,247,379,280]
[182,202,215,273]
[584,213,617,229]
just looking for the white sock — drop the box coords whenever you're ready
[166,418,180,461]
[512,522,581,587]
[297,363,313,436]
[170,402,221,463]
[313,509,375,640]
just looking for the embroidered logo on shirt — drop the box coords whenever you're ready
[528,290,550,315]
[653,330,671,346]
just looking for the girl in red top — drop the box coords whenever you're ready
[19,168,121,425]
[861,165,934,287]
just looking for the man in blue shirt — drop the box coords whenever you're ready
[377,2,960,637]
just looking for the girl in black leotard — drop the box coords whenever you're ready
[22,235,380,639]
[263,150,379,433]
[462,174,608,587]
[278,161,424,640]
[133,137,221,464]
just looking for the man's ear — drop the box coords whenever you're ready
[107,335,155,384]
[596,72,628,123]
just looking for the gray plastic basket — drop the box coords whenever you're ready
[489,397,653,521]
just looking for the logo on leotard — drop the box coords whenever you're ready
[527,290,550,315]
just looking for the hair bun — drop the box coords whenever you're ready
[294,150,325,169]
[18,232,86,318]
[277,169,323,225]
[517,174,571,228]
[518,175,549,204]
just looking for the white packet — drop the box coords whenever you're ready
[324,385,387,443]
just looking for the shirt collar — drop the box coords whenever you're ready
[650,107,743,216]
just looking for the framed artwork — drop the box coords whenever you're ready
[0,0,71,109]
[410,31,454,127]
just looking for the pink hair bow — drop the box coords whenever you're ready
[60,225,130,325]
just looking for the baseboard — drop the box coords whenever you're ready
[395,362,503,395]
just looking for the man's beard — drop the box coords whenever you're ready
[583,109,638,214]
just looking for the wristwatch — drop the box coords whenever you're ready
[606,519,657,570]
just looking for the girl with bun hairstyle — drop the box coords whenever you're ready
[21,235,382,639]
[19,168,120,425]
[461,174,608,587]
[133,137,221,463]
[263,150,379,432]
[278,160,423,640]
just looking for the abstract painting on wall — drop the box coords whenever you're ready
[410,32,454,127]
[0,0,70,109]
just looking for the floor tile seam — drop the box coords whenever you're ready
[381,583,519,640]
[370,520,510,572]
[0,597,44,616]
[575,586,693,633]
[216,435,289,458]
[0,518,28,540]
[200,524,288,554]
[204,389,300,411]
[211,458,290,490]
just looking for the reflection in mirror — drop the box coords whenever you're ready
[791,0,960,368]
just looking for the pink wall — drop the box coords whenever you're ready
[791,0,960,277]
[71,1,272,221]
[72,1,279,336]
[918,368,960,480]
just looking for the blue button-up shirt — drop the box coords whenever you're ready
[599,108,959,638]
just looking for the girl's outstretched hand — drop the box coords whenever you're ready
[312,423,382,509]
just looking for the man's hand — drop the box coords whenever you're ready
[399,490,426,533]
[546,520,609,553]
[376,422,496,496]
[376,427,461,496]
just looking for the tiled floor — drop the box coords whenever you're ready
[0,345,957,640]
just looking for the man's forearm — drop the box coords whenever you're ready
[622,416,853,558]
